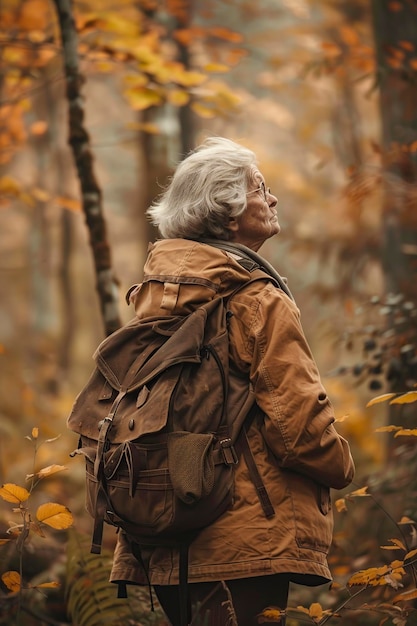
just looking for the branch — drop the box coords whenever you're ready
[53,0,121,335]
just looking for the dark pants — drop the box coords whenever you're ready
[154,574,289,626]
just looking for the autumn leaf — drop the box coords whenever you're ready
[167,89,190,106]
[366,393,396,407]
[404,548,417,561]
[375,425,401,433]
[190,101,216,119]
[257,607,285,623]
[56,196,81,212]
[36,503,73,529]
[393,588,417,603]
[1,571,21,593]
[346,486,370,498]
[124,86,163,110]
[390,391,417,404]
[380,538,406,551]
[335,498,347,512]
[208,26,243,43]
[126,121,160,134]
[0,483,30,504]
[30,120,47,136]
[204,63,230,73]
[399,516,416,525]
[26,464,68,481]
[35,581,60,589]
[394,428,417,437]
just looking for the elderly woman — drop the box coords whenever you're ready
[110,137,354,625]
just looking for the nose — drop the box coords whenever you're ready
[268,191,278,207]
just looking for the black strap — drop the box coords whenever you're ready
[178,543,191,626]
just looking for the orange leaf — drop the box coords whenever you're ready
[0,484,30,504]
[393,588,417,603]
[399,40,414,51]
[208,27,243,43]
[335,498,347,513]
[388,1,403,11]
[30,120,47,136]
[1,571,21,593]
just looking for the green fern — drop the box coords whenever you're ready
[65,530,165,626]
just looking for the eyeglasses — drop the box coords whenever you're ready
[246,181,271,202]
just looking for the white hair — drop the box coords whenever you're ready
[146,137,257,240]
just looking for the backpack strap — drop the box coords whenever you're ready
[235,404,275,519]
[199,238,294,301]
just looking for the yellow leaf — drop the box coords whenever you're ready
[124,87,163,110]
[405,548,417,561]
[0,484,30,504]
[56,196,81,212]
[390,391,417,404]
[257,607,284,622]
[31,427,39,439]
[126,121,160,134]
[309,603,323,619]
[390,539,406,550]
[395,428,417,437]
[375,425,401,433]
[204,63,230,73]
[399,516,416,525]
[366,393,396,407]
[36,503,73,529]
[1,571,21,592]
[170,68,207,87]
[190,101,216,119]
[335,498,347,513]
[26,465,67,481]
[35,581,60,589]
[167,89,190,106]
[347,486,370,498]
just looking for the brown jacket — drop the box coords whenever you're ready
[110,239,354,587]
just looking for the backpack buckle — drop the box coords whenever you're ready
[219,438,238,465]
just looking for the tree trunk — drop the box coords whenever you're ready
[372,0,417,300]
[53,0,121,336]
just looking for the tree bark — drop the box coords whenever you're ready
[372,0,417,300]
[53,0,121,335]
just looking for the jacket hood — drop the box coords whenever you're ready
[128,239,252,317]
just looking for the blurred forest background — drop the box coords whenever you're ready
[1,0,417,624]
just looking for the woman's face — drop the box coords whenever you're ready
[228,168,280,252]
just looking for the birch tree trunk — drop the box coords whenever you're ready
[53,0,121,336]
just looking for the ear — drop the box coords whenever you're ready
[227,217,239,233]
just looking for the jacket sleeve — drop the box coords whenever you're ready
[228,281,355,490]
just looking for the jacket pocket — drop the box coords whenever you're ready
[286,471,333,554]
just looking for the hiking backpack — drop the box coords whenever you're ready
[67,263,279,625]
